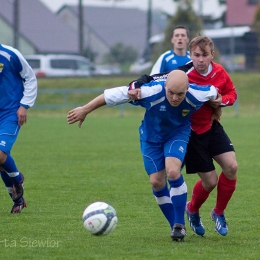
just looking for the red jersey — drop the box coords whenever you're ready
[187,62,237,134]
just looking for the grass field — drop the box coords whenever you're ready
[1,74,260,259]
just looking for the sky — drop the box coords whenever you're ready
[39,0,177,13]
[39,0,226,18]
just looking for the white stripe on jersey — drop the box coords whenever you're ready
[165,54,174,62]
[150,96,165,108]
[188,85,217,102]
[0,50,11,60]
[140,84,163,98]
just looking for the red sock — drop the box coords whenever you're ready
[188,180,210,213]
[214,172,237,215]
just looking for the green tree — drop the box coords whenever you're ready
[151,0,203,63]
[104,43,138,66]
[152,0,222,65]
[163,0,203,51]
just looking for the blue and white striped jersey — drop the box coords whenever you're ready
[0,44,37,121]
[150,50,191,75]
[104,80,216,143]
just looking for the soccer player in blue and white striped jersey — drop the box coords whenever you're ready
[150,25,190,75]
[67,70,217,241]
[0,44,37,213]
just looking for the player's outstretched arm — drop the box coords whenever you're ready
[67,86,131,127]
[67,94,106,128]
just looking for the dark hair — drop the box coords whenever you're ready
[189,36,214,53]
[173,25,189,38]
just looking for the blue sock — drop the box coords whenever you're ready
[1,154,21,183]
[153,184,175,229]
[0,171,13,198]
[168,174,187,225]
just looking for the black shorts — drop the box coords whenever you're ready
[185,120,235,174]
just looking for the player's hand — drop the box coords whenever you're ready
[128,89,141,100]
[17,106,27,126]
[128,75,153,90]
[208,93,222,108]
[67,107,87,128]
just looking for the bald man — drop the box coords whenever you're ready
[67,70,217,241]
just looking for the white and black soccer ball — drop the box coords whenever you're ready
[82,201,118,236]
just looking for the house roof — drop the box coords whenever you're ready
[204,26,250,38]
[226,0,258,26]
[58,5,165,54]
[0,0,79,54]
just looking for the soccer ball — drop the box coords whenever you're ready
[82,201,118,236]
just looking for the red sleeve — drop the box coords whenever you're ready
[218,69,237,107]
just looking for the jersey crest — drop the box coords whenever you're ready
[182,109,190,117]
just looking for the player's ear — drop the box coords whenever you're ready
[211,51,215,59]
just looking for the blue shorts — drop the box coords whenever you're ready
[140,135,189,175]
[0,121,20,154]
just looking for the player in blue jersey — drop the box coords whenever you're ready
[150,25,190,75]
[131,36,237,237]
[0,44,37,213]
[67,70,217,241]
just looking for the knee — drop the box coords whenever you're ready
[166,168,180,180]
[149,177,166,191]
[224,161,238,180]
[201,174,218,191]
[203,179,217,191]
[231,161,238,174]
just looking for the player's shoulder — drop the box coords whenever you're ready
[212,61,227,72]
[188,83,212,91]
[143,80,165,94]
[0,44,17,55]
[146,79,165,87]
[0,44,23,62]
[211,61,232,78]
[164,50,173,55]
[138,81,165,102]
[178,61,194,72]
[161,50,174,59]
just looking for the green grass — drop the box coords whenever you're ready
[35,73,260,115]
[1,74,260,259]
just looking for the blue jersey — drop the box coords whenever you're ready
[104,81,217,144]
[150,50,191,75]
[0,44,37,122]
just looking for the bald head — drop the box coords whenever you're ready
[165,70,188,107]
[166,70,188,90]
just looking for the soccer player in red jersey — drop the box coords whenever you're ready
[184,36,237,237]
